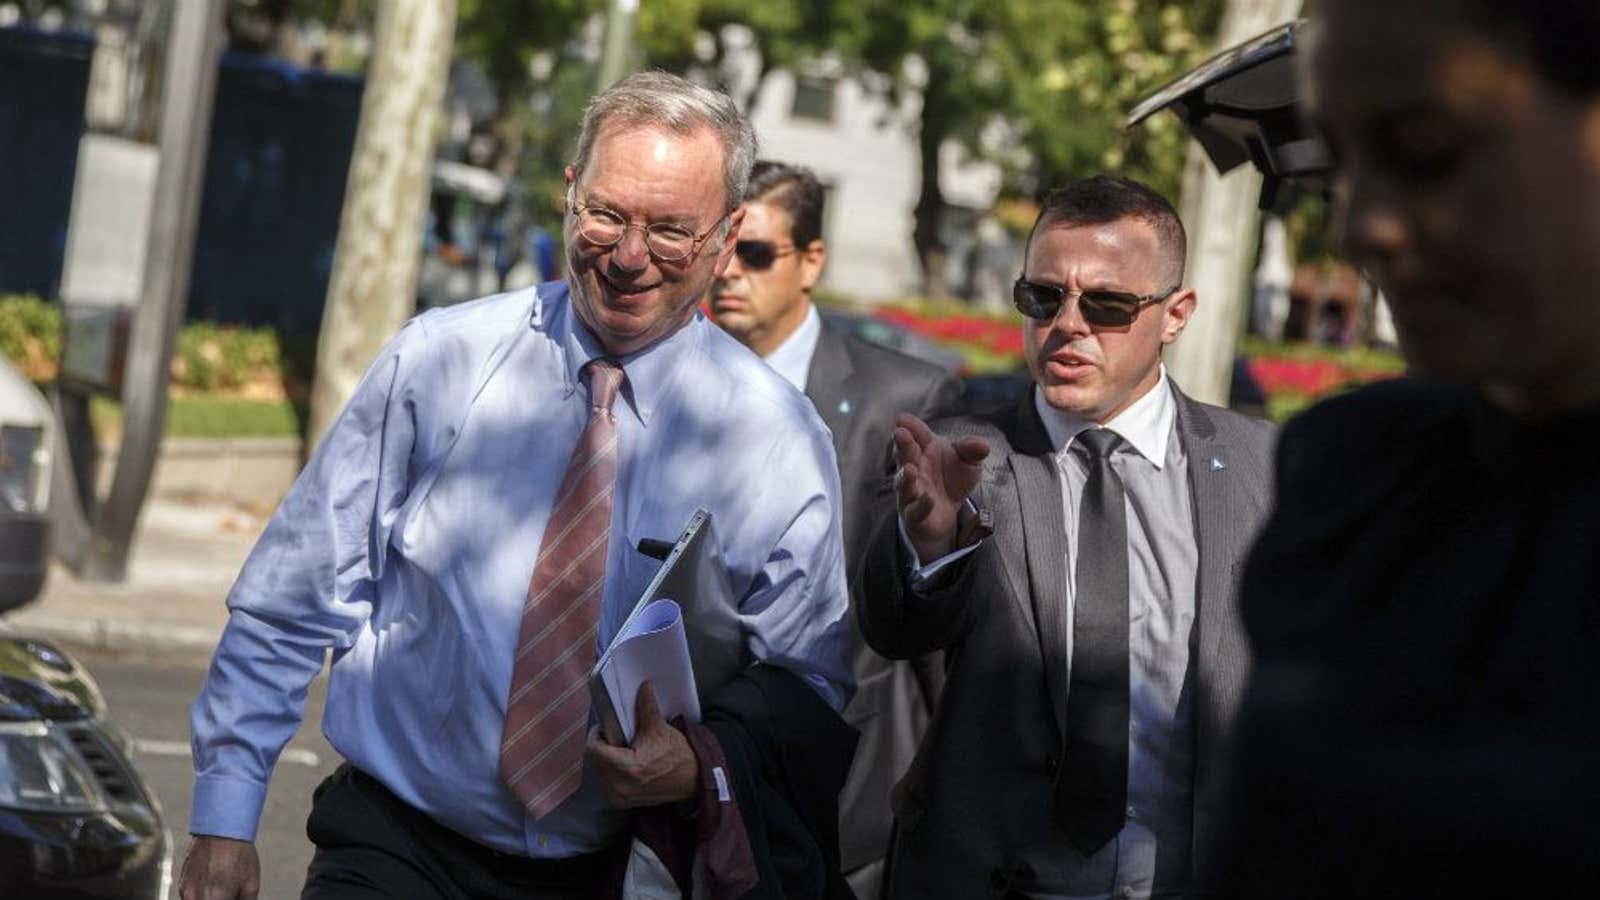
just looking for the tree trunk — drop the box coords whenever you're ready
[305,0,457,454]
[1165,0,1304,407]
[912,71,951,300]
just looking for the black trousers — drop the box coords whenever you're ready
[301,765,627,900]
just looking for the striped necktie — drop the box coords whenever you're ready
[499,358,625,820]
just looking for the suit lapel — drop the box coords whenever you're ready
[1174,385,1227,682]
[1171,384,1253,829]
[804,322,856,448]
[1005,392,1071,742]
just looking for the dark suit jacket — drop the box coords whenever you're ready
[1216,378,1600,899]
[632,664,859,900]
[802,320,961,883]
[857,383,1275,899]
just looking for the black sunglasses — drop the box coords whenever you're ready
[1012,278,1178,327]
[734,240,798,270]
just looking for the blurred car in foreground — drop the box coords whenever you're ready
[0,632,170,897]
[1,357,51,613]
[1,362,170,896]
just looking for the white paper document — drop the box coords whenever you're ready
[594,598,701,745]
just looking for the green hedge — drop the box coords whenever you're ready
[2,294,311,439]
[0,294,314,395]
[0,294,61,380]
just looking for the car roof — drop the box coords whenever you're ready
[0,357,51,429]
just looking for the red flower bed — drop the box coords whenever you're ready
[875,306,1024,358]
[1247,356,1400,396]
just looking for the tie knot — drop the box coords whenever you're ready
[1075,428,1122,461]
[582,359,625,413]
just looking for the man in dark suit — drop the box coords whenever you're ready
[1216,2,1600,897]
[710,160,960,898]
[861,176,1274,899]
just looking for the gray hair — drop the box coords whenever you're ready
[572,70,758,214]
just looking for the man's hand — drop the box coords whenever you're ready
[585,682,699,809]
[893,412,991,562]
[179,835,260,900]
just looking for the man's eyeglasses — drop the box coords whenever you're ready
[1012,278,1178,327]
[733,240,798,270]
[568,192,727,263]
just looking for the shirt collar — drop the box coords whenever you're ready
[1033,366,1175,469]
[553,281,699,426]
[761,304,822,391]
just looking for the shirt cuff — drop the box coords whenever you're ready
[898,509,983,585]
[190,775,269,842]
[802,672,850,712]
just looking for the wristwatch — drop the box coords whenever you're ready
[953,497,994,549]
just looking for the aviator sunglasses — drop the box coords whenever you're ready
[1012,278,1178,327]
[734,239,799,270]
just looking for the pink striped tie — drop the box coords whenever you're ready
[499,358,625,820]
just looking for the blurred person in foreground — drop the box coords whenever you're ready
[179,71,856,900]
[858,175,1275,899]
[1216,1,1600,897]
[710,160,961,898]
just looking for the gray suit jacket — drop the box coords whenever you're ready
[804,320,961,885]
[857,383,1274,899]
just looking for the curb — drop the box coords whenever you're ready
[3,612,220,655]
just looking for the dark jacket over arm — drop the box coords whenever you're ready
[641,664,860,900]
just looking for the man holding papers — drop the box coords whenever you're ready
[181,72,855,900]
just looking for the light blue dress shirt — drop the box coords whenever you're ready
[761,303,822,391]
[190,282,853,857]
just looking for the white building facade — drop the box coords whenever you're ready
[745,69,1004,304]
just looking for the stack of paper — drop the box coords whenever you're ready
[592,598,701,745]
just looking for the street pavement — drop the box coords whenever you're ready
[5,498,261,654]
[76,645,338,899]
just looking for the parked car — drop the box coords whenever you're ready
[958,371,1032,416]
[0,632,171,897]
[819,308,969,376]
[1,356,51,612]
[1,358,171,897]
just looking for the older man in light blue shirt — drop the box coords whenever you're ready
[180,71,852,900]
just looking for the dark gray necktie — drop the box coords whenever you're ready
[1054,427,1130,855]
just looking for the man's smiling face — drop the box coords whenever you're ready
[564,123,744,356]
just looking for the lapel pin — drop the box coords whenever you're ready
[1209,456,1226,472]
[838,399,852,415]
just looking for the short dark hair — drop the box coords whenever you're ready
[744,160,826,248]
[1030,175,1187,287]
[1454,0,1599,97]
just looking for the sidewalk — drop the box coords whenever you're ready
[2,499,268,657]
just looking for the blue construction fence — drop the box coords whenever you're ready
[0,25,362,335]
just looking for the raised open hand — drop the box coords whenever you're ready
[892,412,990,563]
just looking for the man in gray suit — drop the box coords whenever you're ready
[861,175,1273,899]
[710,160,960,899]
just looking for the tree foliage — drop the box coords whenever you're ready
[624,0,1224,291]
[254,0,1225,291]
